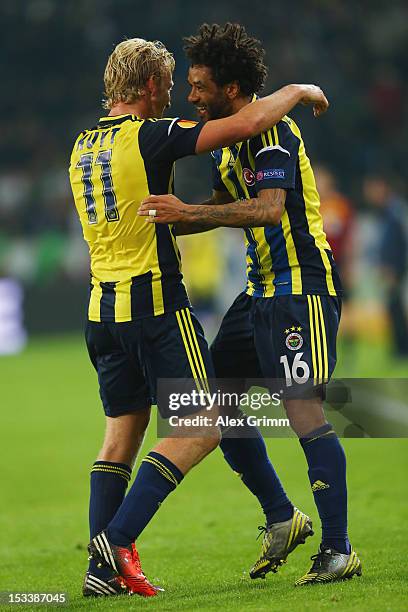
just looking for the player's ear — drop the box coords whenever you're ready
[144,75,157,97]
[225,81,240,100]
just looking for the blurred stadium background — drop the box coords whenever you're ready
[0,0,407,361]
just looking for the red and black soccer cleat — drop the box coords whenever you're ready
[88,531,160,597]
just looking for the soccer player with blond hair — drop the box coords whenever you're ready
[69,36,328,597]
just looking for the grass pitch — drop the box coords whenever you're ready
[1,335,407,611]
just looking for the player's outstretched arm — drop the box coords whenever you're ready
[195,84,328,154]
[139,189,286,229]
[170,191,234,235]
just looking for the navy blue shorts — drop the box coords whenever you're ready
[85,307,214,418]
[211,292,341,398]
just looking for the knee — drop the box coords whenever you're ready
[284,399,326,438]
[193,428,221,457]
[207,428,222,452]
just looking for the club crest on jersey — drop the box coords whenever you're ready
[284,326,303,351]
[243,167,255,186]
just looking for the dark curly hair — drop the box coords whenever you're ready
[183,23,267,96]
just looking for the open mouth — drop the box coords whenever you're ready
[195,106,207,117]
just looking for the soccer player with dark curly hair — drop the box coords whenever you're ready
[140,23,362,586]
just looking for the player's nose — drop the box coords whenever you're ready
[187,89,199,104]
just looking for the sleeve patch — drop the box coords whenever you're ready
[256,169,286,181]
[176,120,198,129]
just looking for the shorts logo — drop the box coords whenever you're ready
[257,169,285,180]
[243,167,255,186]
[284,326,303,351]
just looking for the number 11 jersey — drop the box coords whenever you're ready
[69,114,203,322]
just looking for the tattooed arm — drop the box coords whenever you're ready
[138,188,286,229]
[172,190,235,235]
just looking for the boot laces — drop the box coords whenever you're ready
[310,548,332,572]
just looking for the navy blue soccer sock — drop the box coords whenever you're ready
[107,451,184,546]
[300,423,350,554]
[220,418,293,525]
[88,461,132,577]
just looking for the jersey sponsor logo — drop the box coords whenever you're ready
[243,167,255,186]
[256,168,285,180]
[285,332,303,351]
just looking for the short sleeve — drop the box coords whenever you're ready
[254,121,300,192]
[138,118,205,162]
[211,150,228,192]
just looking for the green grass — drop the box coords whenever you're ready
[1,336,407,611]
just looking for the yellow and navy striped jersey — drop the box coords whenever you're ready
[212,114,342,298]
[69,114,203,322]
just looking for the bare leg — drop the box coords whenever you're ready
[104,408,221,548]
[97,407,151,467]
[153,407,221,474]
[284,396,326,437]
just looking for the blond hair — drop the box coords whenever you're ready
[103,38,175,109]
